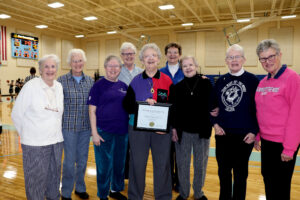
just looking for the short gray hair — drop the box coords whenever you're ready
[67,49,87,65]
[38,54,60,73]
[226,44,245,57]
[139,43,162,61]
[256,39,281,56]
[104,55,122,68]
[120,42,137,54]
[180,56,199,69]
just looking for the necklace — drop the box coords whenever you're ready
[184,77,199,96]
[147,78,154,93]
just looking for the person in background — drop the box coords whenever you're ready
[24,67,39,84]
[58,49,94,200]
[254,39,300,200]
[160,42,184,192]
[119,42,143,179]
[89,55,128,200]
[123,43,173,200]
[211,44,259,200]
[170,56,213,200]
[8,80,14,102]
[11,54,64,200]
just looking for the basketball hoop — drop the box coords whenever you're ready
[224,25,240,45]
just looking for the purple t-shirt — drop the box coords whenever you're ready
[88,78,128,135]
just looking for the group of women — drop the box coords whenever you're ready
[11,39,299,200]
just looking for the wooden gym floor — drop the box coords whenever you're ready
[0,101,299,200]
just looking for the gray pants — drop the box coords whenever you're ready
[128,126,172,200]
[22,142,64,200]
[175,132,210,199]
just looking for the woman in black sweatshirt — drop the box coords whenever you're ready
[170,56,213,200]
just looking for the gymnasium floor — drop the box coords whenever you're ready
[0,101,299,200]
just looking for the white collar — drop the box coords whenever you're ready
[229,68,245,76]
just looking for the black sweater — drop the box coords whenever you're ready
[170,74,213,139]
[211,71,259,135]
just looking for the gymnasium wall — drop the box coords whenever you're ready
[0,19,300,93]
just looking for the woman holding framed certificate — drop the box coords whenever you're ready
[123,43,173,200]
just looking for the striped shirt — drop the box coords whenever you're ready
[118,64,143,86]
[57,71,94,132]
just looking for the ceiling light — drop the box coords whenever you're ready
[47,2,64,8]
[181,23,193,26]
[237,18,250,23]
[35,25,48,29]
[75,35,84,38]
[281,15,296,19]
[0,14,11,19]
[107,31,117,34]
[83,16,97,21]
[159,4,175,10]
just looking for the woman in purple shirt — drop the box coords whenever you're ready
[88,55,128,200]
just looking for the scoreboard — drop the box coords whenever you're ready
[11,33,39,59]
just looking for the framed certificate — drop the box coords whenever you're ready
[134,101,172,132]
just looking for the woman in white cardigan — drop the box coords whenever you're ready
[12,54,64,200]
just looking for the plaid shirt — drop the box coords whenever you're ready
[57,71,94,132]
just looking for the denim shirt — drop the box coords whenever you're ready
[57,71,94,132]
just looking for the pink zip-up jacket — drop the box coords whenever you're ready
[255,66,300,157]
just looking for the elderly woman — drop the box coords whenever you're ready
[123,43,173,200]
[88,55,129,200]
[170,56,212,200]
[119,42,143,179]
[58,49,94,200]
[255,39,300,200]
[11,54,64,200]
[211,44,259,200]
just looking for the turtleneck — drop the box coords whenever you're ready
[229,68,245,76]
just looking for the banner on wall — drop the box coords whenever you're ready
[11,33,39,60]
[0,25,8,66]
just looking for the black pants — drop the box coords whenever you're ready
[261,138,299,200]
[215,134,253,200]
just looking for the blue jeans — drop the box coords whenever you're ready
[61,130,91,198]
[94,130,128,199]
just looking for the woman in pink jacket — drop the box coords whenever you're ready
[255,39,300,200]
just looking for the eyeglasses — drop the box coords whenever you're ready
[121,52,135,56]
[226,55,244,61]
[259,54,277,63]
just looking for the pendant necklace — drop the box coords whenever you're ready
[147,79,154,93]
[185,77,199,96]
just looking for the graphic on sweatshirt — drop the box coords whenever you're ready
[221,80,246,112]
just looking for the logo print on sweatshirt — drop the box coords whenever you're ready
[221,80,246,112]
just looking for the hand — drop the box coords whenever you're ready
[201,75,208,79]
[146,98,157,105]
[254,140,261,151]
[210,107,219,117]
[92,133,105,146]
[172,129,178,142]
[243,133,256,144]
[281,153,293,162]
[214,124,225,135]
[156,131,167,135]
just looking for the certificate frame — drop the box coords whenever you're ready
[134,101,172,132]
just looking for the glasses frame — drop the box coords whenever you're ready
[259,54,278,63]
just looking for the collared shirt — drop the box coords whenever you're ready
[160,61,184,85]
[11,77,64,146]
[118,64,143,86]
[57,71,94,132]
[267,65,287,79]
[229,68,245,76]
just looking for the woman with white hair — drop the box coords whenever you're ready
[58,49,94,200]
[211,44,259,200]
[12,54,64,200]
[123,43,173,200]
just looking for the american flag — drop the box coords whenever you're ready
[0,25,7,66]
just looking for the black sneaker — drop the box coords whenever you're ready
[195,195,208,200]
[176,195,187,200]
[75,191,89,199]
[109,191,127,200]
[61,196,72,200]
